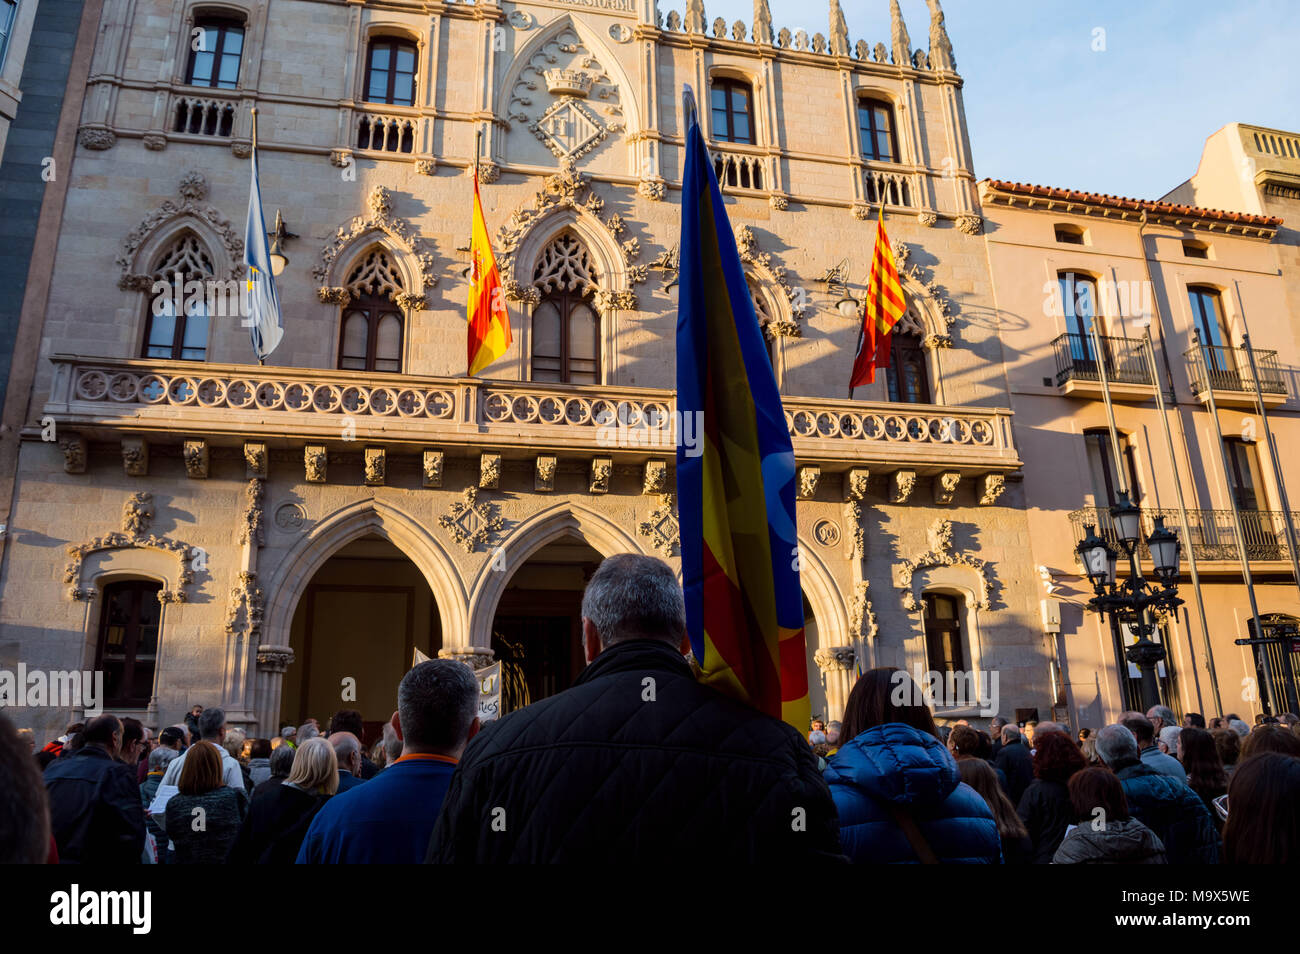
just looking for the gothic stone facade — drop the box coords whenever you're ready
[2,0,1048,738]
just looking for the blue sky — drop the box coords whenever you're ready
[695,0,1300,198]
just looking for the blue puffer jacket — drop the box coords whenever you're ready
[825,723,1002,864]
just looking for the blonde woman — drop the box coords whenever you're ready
[227,737,337,864]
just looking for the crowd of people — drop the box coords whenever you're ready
[2,553,1299,864]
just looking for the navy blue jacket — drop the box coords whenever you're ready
[298,756,457,864]
[825,723,1001,864]
[1114,760,1218,864]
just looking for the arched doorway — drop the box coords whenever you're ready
[491,534,603,710]
[282,534,441,741]
[804,593,828,724]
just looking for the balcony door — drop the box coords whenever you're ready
[1084,430,1139,510]
[1189,286,1238,388]
[1059,272,1101,370]
[1224,437,1277,558]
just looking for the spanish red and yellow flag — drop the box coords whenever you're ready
[849,208,907,388]
[467,177,512,376]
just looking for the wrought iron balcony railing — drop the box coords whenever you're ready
[1070,505,1300,564]
[1184,343,1286,396]
[41,355,1022,472]
[1052,333,1154,388]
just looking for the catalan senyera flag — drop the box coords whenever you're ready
[849,208,907,388]
[467,177,512,376]
[676,85,809,732]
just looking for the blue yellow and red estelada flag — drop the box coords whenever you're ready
[675,85,809,732]
[467,175,512,376]
[849,207,907,388]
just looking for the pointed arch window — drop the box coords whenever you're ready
[338,248,405,373]
[143,232,214,361]
[531,233,599,385]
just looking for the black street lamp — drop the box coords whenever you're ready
[1075,496,1184,710]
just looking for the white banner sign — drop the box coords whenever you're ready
[478,662,502,722]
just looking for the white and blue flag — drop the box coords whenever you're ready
[244,147,284,361]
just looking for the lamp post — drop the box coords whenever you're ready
[1076,495,1184,710]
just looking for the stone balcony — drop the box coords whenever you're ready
[39,355,1022,478]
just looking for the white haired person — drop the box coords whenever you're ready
[228,736,337,864]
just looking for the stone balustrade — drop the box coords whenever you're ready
[42,355,1021,471]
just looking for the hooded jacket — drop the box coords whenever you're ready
[1052,817,1167,864]
[824,723,1001,864]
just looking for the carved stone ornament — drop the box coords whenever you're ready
[122,439,148,477]
[848,580,879,639]
[241,479,265,546]
[638,494,679,557]
[535,455,557,492]
[815,646,856,673]
[480,453,501,490]
[313,185,438,299]
[183,440,209,479]
[843,501,865,558]
[77,126,116,150]
[895,518,993,611]
[416,158,437,176]
[364,447,386,486]
[844,467,870,501]
[955,212,984,236]
[305,445,327,483]
[590,457,612,495]
[735,225,807,324]
[643,460,668,495]
[797,466,821,500]
[917,209,938,227]
[890,240,956,331]
[813,519,841,548]
[423,450,444,488]
[439,487,505,553]
[64,493,198,602]
[225,570,265,641]
[244,442,267,479]
[230,140,252,159]
[273,503,306,533]
[639,176,667,201]
[256,645,295,672]
[473,160,501,185]
[769,193,790,211]
[496,160,644,307]
[979,473,1007,506]
[116,172,243,289]
[933,471,961,505]
[143,134,167,152]
[890,470,917,504]
[59,435,87,474]
[330,149,352,168]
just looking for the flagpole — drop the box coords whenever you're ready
[250,106,264,366]
[475,127,481,182]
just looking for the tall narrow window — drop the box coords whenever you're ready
[364,38,417,106]
[1224,438,1267,512]
[0,0,17,68]
[886,332,930,404]
[96,580,163,709]
[143,233,213,361]
[184,18,244,89]
[710,78,755,144]
[858,98,898,162]
[1058,271,1100,371]
[337,248,405,372]
[923,593,966,675]
[531,234,599,385]
[1188,286,1231,349]
[1084,429,1140,508]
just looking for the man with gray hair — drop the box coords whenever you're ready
[329,731,366,792]
[1094,723,1217,863]
[1146,704,1177,734]
[160,706,246,791]
[298,659,480,864]
[427,553,840,863]
[1121,713,1186,783]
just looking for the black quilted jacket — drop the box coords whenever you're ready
[426,639,843,863]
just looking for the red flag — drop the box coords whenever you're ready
[850,209,906,389]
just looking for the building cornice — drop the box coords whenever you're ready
[979,179,1281,239]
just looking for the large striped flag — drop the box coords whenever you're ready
[467,177,512,376]
[676,85,809,732]
[244,140,284,362]
[849,208,907,388]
